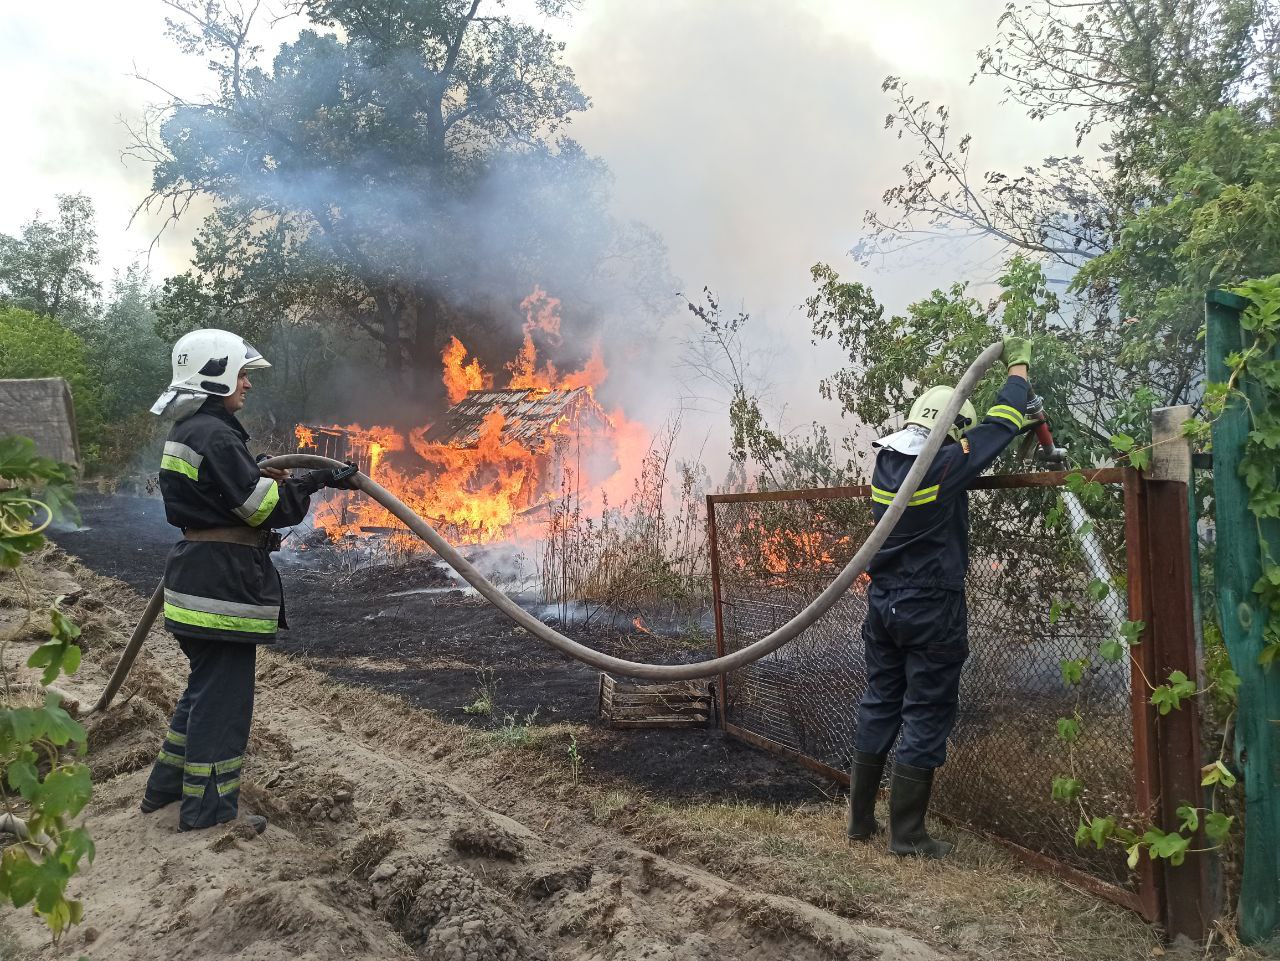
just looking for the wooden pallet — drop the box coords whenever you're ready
[597,674,713,728]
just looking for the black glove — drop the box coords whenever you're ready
[327,462,360,490]
[298,463,359,495]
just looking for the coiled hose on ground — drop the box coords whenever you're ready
[91,342,1004,710]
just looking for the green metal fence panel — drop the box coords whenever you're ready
[1206,288,1280,948]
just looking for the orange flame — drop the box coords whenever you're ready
[442,335,492,405]
[298,286,647,546]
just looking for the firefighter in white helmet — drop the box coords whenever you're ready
[142,329,355,833]
[846,336,1034,859]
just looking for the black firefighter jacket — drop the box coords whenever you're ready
[867,375,1031,592]
[159,397,320,643]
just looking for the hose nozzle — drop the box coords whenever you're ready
[1022,392,1067,465]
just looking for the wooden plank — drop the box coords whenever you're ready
[1150,406,1193,482]
[608,705,709,719]
[608,718,707,729]
[1206,288,1280,946]
[610,692,710,704]
[723,723,851,786]
[602,676,705,696]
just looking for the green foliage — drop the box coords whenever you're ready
[0,193,99,322]
[0,437,92,942]
[1098,638,1125,663]
[804,257,1094,462]
[1059,658,1088,686]
[1176,804,1200,834]
[0,308,105,466]
[1063,471,1105,507]
[488,710,541,748]
[1074,816,1119,851]
[1051,776,1083,802]
[1055,717,1080,743]
[857,0,1275,875]
[1150,670,1197,716]
[1143,827,1191,867]
[462,666,496,717]
[1202,760,1238,789]
[1119,620,1145,645]
[1205,812,1235,843]
[0,438,77,568]
[62,265,170,468]
[142,0,670,394]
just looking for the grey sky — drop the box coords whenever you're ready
[0,0,1079,442]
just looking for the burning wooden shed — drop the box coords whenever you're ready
[294,385,618,542]
[425,386,607,447]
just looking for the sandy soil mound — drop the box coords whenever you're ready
[1,549,944,961]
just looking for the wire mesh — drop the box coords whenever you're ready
[711,478,1143,891]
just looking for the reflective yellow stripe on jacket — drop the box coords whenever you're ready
[870,484,940,507]
[160,441,203,480]
[986,404,1026,430]
[163,588,279,634]
[233,477,280,528]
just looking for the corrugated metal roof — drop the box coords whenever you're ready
[422,387,606,447]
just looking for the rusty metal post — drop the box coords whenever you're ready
[1136,414,1214,942]
[706,494,728,730]
[1124,468,1164,923]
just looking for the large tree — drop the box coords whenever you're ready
[136,0,669,401]
[0,193,100,322]
[703,1,1280,486]
[847,0,1280,460]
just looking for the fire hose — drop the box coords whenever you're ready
[91,341,1006,711]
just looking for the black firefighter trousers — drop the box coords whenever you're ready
[143,636,256,829]
[853,586,969,770]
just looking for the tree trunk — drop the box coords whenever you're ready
[411,293,448,407]
[374,289,403,387]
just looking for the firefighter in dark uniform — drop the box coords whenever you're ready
[846,336,1034,858]
[141,328,354,832]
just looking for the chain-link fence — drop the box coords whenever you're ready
[708,472,1152,906]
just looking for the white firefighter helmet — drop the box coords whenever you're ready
[150,329,271,417]
[905,385,977,442]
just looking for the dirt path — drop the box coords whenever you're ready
[2,549,945,961]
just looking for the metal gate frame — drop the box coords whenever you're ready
[707,467,1210,938]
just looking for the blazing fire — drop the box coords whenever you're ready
[296,288,650,545]
[739,524,869,589]
[441,336,492,405]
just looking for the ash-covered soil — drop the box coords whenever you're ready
[52,493,830,804]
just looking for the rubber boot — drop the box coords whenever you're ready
[846,751,886,842]
[140,794,176,814]
[888,762,953,859]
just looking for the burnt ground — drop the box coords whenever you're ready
[52,492,833,805]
